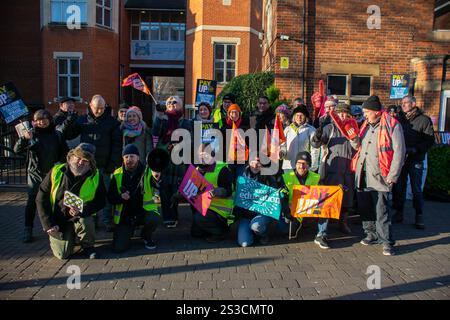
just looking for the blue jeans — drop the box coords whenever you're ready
[393,160,425,216]
[237,215,288,247]
[316,219,329,237]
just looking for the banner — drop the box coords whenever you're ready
[122,73,151,95]
[179,165,214,216]
[234,176,281,220]
[269,113,287,162]
[0,82,29,124]
[195,79,217,107]
[291,185,343,219]
[389,74,410,99]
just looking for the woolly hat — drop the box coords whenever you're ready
[275,104,291,117]
[122,144,140,157]
[126,106,143,122]
[335,103,351,114]
[362,95,382,111]
[227,104,241,116]
[295,151,312,166]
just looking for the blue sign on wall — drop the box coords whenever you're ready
[389,74,410,99]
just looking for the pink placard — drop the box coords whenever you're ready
[178,165,214,216]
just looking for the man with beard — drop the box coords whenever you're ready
[108,145,162,252]
[14,109,68,243]
[36,143,106,259]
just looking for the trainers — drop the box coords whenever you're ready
[360,236,377,246]
[23,227,33,243]
[314,236,330,249]
[144,239,157,250]
[382,245,395,256]
[415,215,425,229]
[164,221,178,228]
[83,247,98,259]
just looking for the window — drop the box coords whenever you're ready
[96,0,112,28]
[327,74,372,100]
[51,0,87,24]
[214,43,236,83]
[57,58,80,98]
[351,76,371,96]
[130,11,185,41]
[327,75,347,96]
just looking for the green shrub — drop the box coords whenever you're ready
[424,145,450,199]
[217,72,275,116]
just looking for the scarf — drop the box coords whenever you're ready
[405,107,420,121]
[165,109,183,142]
[226,117,241,128]
[122,121,144,138]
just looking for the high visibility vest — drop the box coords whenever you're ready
[213,108,224,129]
[112,166,159,225]
[202,162,235,225]
[356,112,399,178]
[282,170,320,204]
[50,163,99,213]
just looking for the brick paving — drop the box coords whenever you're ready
[0,191,449,300]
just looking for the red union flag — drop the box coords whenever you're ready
[122,73,150,95]
[269,113,287,162]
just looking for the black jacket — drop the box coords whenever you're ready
[58,108,122,173]
[53,109,70,127]
[107,163,145,225]
[397,108,435,162]
[14,125,68,184]
[36,164,106,232]
[254,109,275,131]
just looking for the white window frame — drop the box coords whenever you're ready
[56,56,81,99]
[50,0,88,24]
[130,11,185,42]
[214,43,237,84]
[96,0,112,28]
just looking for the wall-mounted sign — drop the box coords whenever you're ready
[280,57,289,69]
[389,74,410,99]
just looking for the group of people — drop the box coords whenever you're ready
[14,88,435,259]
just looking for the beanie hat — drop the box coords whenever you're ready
[335,103,351,114]
[147,148,170,172]
[126,106,143,122]
[362,95,382,111]
[227,104,241,116]
[292,104,310,119]
[275,104,291,117]
[222,93,236,103]
[122,144,140,157]
[198,102,212,117]
[351,105,363,116]
[295,151,312,166]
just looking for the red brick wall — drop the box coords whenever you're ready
[0,1,42,106]
[268,0,450,122]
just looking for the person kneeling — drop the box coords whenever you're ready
[36,143,105,260]
[108,145,162,253]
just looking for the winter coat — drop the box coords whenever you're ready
[121,123,153,164]
[282,123,320,171]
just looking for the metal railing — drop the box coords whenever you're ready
[0,122,27,186]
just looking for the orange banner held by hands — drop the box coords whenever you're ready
[291,185,343,219]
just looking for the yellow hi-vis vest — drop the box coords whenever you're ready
[213,108,224,129]
[112,167,160,225]
[202,162,235,225]
[282,170,321,204]
[50,163,100,213]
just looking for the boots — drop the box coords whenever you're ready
[339,211,352,234]
[392,210,403,223]
[415,214,425,229]
[23,227,33,243]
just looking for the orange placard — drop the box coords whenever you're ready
[291,185,343,219]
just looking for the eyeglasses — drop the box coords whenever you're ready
[167,101,178,105]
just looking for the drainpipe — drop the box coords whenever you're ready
[302,0,306,100]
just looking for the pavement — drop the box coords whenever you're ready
[0,191,449,300]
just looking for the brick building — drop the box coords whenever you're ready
[263,0,450,130]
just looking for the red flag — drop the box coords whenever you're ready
[228,121,248,162]
[269,114,286,162]
[122,73,151,95]
[329,110,359,140]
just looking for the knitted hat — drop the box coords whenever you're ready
[122,144,140,157]
[351,105,363,116]
[295,151,312,166]
[335,103,351,114]
[292,104,310,119]
[147,148,170,172]
[227,104,241,116]
[222,93,236,103]
[126,106,143,122]
[275,104,291,117]
[362,95,382,111]
[59,96,76,104]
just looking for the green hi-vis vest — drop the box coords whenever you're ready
[282,170,321,204]
[212,108,223,129]
[202,162,235,226]
[112,167,160,225]
[50,163,100,213]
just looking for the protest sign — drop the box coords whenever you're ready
[195,79,217,107]
[389,74,410,99]
[291,185,343,219]
[0,82,29,124]
[179,165,214,216]
[234,176,281,220]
